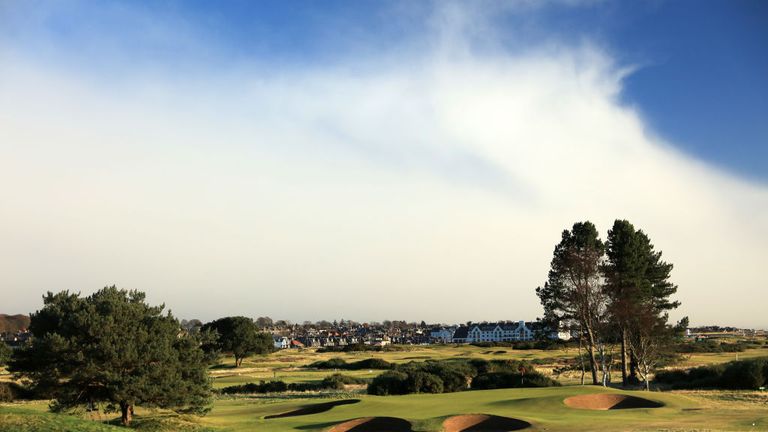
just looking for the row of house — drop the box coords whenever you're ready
[430,321,534,344]
[272,335,394,350]
[429,321,571,344]
[270,320,573,350]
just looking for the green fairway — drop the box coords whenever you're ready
[198,386,768,432]
[3,346,768,431]
[7,386,766,432]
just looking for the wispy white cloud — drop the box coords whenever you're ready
[0,2,766,327]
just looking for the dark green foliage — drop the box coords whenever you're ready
[404,371,444,393]
[655,358,768,390]
[676,341,747,353]
[0,342,11,366]
[536,221,606,385]
[8,286,212,426]
[366,359,559,395]
[219,381,288,394]
[353,358,393,369]
[201,317,274,367]
[219,373,368,394]
[307,357,392,370]
[721,360,765,389]
[321,373,368,389]
[471,371,560,389]
[367,371,409,395]
[0,382,33,402]
[308,357,348,369]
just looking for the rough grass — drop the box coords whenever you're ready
[0,404,215,432]
[4,344,768,431]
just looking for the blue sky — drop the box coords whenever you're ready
[2,0,766,180]
[1,1,767,327]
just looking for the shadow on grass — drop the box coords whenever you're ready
[265,399,361,419]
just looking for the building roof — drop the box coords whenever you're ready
[453,326,469,339]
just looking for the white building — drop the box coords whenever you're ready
[429,326,456,343]
[455,321,533,343]
[273,335,289,349]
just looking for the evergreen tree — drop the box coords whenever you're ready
[536,221,606,385]
[0,341,11,366]
[604,219,680,386]
[201,316,273,367]
[9,286,212,426]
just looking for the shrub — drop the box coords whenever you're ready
[404,371,444,394]
[308,358,348,369]
[654,358,768,390]
[321,373,368,389]
[367,371,409,395]
[471,371,560,389]
[722,360,764,389]
[348,358,392,370]
[307,357,392,370]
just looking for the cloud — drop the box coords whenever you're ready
[0,2,766,327]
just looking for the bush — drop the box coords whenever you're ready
[321,373,368,389]
[404,371,444,394]
[0,382,28,402]
[676,341,747,353]
[367,358,559,395]
[722,360,764,389]
[349,358,392,370]
[308,357,348,369]
[471,371,560,389]
[367,371,409,395]
[307,357,392,370]
[654,358,768,390]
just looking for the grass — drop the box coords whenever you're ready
[3,344,768,431]
[7,386,766,431]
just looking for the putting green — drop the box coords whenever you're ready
[199,386,768,431]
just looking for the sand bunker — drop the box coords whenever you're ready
[564,394,663,410]
[328,416,413,432]
[265,399,360,419]
[442,414,530,432]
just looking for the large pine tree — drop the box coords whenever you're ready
[604,220,680,386]
[10,286,212,426]
[536,221,606,385]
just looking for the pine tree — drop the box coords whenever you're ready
[9,286,212,426]
[536,221,606,385]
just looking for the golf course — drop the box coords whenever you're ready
[2,344,767,431]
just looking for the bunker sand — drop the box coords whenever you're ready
[442,414,531,432]
[327,416,413,432]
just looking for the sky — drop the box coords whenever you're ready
[1,0,766,328]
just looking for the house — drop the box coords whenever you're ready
[454,321,533,343]
[549,330,572,341]
[452,326,469,344]
[430,326,456,343]
[273,335,289,350]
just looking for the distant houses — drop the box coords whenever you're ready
[432,321,535,344]
[272,335,290,350]
[266,319,573,349]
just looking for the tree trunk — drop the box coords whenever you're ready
[629,347,639,384]
[620,327,628,387]
[577,334,585,385]
[583,322,600,385]
[120,401,133,426]
[235,356,241,367]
